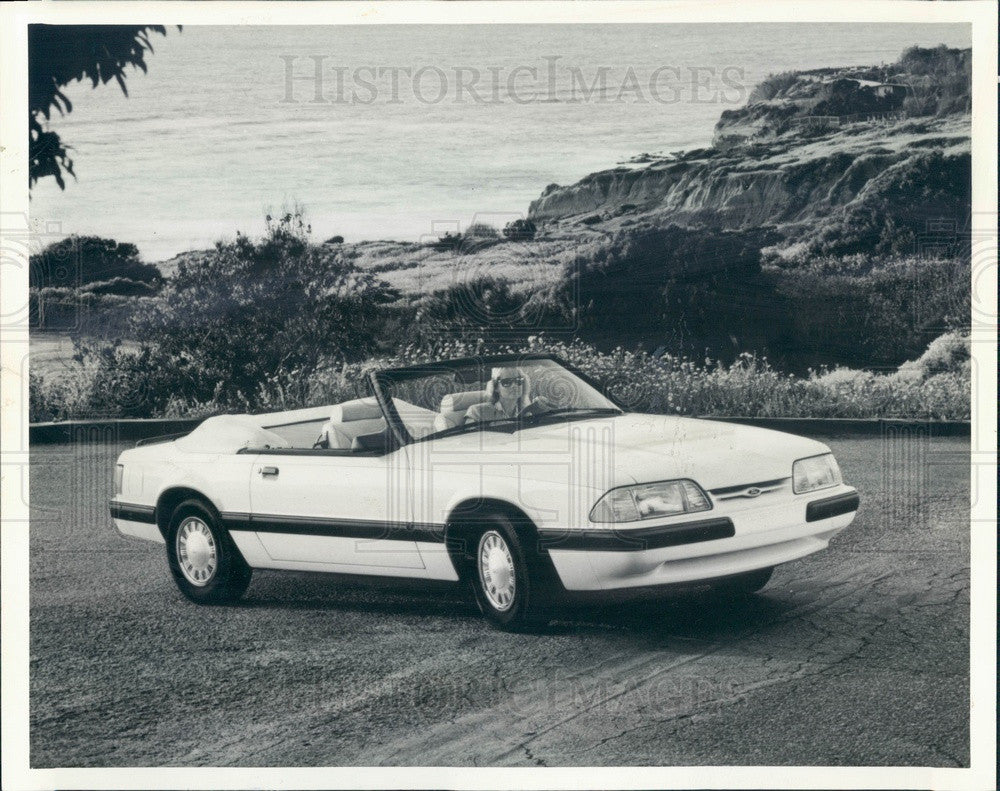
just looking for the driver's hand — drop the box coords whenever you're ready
[520,397,552,417]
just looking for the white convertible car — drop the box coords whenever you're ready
[110,354,859,629]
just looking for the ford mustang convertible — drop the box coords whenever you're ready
[110,354,860,629]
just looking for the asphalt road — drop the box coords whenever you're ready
[29,435,970,767]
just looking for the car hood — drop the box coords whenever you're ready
[421,413,829,490]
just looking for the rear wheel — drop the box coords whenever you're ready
[166,499,252,604]
[470,515,550,631]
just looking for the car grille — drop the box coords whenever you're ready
[709,477,791,501]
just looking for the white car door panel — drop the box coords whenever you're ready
[248,451,425,570]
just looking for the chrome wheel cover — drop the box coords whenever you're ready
[478,530,516,612]
[176,517,217,586]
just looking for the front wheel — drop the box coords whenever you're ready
[166,499,252,604]
[471,516,550,631]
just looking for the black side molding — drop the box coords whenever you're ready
[109,501,156,524]
[221,512,447,544]
[537,517,735,552]
[805,491,860,523]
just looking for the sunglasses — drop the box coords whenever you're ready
[498,376,524,387]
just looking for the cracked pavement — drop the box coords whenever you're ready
[29,436,969,767]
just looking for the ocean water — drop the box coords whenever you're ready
[30,23,970,261]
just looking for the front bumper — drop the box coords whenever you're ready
[542,486,860,591]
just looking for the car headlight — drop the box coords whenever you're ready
[590,479,712,523]
[114,464,124,495]
[793,453,842,494]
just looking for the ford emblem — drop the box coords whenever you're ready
[744,487,762,498]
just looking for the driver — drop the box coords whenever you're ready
[465,367,550,424]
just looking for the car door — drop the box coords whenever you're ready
[247,448,425,572]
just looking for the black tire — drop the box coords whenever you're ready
[710,566,774,598]
[468,514,551,631]
[166,499,252,605]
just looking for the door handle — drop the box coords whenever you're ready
[259,466,279,477]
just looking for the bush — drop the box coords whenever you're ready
[568,224,774,354]
[29,236,164,331]
[416,276,570,342]
[29,235,161,289]
[70,341,185,418]
[428,225,503,255]
[430,231,463,252]
[808,150,970,258]
[306,337,971,421]
[30,369,90,422]
[747,71,800,103]
[465,223,499,239]
[30,288,154,336]
[768,255,969,369]
[31,334,970,421]
[810,78,902,117]
[502,218,537,241]
[890,46,972,117]
[459,224,502,254]
[92,210,399,412]
[527,339,968,420]
[896,330,970,379]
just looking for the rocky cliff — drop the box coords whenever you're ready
[528,47,971,243]
[528,117,968,230]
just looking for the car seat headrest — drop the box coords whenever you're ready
[331,398,383,423]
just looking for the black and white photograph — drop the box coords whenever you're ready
[1,1,996,788]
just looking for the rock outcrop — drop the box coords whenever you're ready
[528,117,969,234]
[528,47,971,239]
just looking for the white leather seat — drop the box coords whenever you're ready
[434,390,488,432]
[317,399,386,450]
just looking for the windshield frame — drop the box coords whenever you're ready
[368,353,626,446]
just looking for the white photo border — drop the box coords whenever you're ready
[1,2,996,789]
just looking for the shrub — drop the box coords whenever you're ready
[568,224,774,354]
[768,255,970,369]
[416,276,570,342]
[502,218,537,241]
[458,224,502,254]
[430,231,463,251]
[537,339,968,420]
[896,330,970,379]
[31,334,970,421]
[30,369,86,422]
[103,210,399,411]
[30,288,154,337]
[69,341,184,418]
[428,225,503,255]
[747,71,800,103]
[466,223,499,239]
[890,46,972,117]
[29,235,161,288]
[808,150,970,258]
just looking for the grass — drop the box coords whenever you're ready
[343,237,573,296]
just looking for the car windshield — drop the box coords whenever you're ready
[374,357,622,443]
